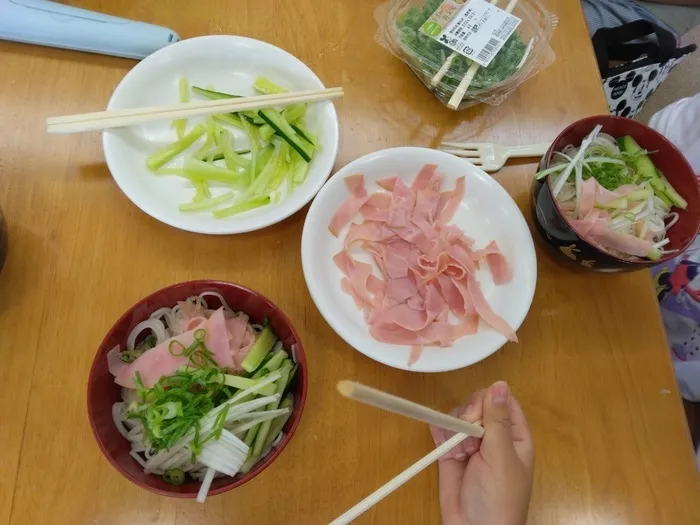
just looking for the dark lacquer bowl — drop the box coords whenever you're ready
[87,280,308,498]
[531,115,700,271]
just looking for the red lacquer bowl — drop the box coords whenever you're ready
[531,115,700,271]
[87,280,308,498]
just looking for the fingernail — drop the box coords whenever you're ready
[455,453,466,461]
[491,381,510,405]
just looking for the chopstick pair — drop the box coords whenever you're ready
[45,87,344,134]
[331,381,484,524]
[430,0,521,109]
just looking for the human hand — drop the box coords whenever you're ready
[430,381,534,525]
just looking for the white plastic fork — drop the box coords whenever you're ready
[440,141,551,172]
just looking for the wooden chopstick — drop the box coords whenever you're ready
[337,381,484,438]
[329,432,469,524]
[447,0,519,109]
[46,87,344,134]
[331,382,484,523]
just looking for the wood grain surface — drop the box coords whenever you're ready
[1,1,699,524]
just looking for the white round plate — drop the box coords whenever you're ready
[301,147,537,372]
[103,35,339,234]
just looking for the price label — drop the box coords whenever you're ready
[420,0,521,67]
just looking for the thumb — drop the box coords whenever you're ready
[482,381,514,454]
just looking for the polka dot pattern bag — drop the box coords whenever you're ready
[592,20,696,118]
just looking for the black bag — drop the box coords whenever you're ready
[592,20,696,118]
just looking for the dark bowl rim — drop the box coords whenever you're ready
[86,279,308,498]
[543,114,700,266]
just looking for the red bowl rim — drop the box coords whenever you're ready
[544,115,700,265]
[86,279,308,498]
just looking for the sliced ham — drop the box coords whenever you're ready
[437,176,466,224]
[411,164,438,190]
[328,174,370,237]
[471,241,512,285]
[116,308,236,388]
[328,165,518,365]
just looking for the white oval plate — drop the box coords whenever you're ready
[302,147,537,372]
[103,35,339,234]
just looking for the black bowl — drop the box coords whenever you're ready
[531,115,700,271]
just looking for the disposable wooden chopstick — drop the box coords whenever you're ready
[48,88,343,125]
[447,0,519,110]
[329,432,469,524]
[46,87,344,134]
[337,381,484,438]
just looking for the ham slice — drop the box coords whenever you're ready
[115,308,237,388]
[329,165,517,365]
[328,174,370,237]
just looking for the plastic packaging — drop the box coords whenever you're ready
[375,0,557,110]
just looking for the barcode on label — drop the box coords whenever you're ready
[476,37,499,63]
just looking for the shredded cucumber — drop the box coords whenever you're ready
[173,77,190,139]
[145,76,320,218]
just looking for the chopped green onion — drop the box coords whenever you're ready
[163,468,186,485]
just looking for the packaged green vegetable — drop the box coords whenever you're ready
[375,0,556,110]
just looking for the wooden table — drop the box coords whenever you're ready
[1,1,699,524]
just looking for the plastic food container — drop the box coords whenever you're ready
[376,0,556,110]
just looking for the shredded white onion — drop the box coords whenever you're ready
[126,318,168,351]
[112,403,130,439]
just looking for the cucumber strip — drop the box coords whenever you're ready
[216,129,251,170]
[173,77,190,139]
[283,104,306,123]
[661,177,688,209]
[146,124,206,171]
[241,114,266,126]
[183,158,245,184]
[624,189,652,201]
[649,179,674,207]
[212,196,270,219]
[239,118,257,187]
[208,149,251,162]
[193,179,211,202]
[266,143,290,193]
[223,374,277,396]
[260,350,288,375]
[251,362,292,457]
[241,362,293,468]
[192,86,264,124]
[192,85,241,100]
[213,114,244,130]
[291,123,317,147]
[193,139,217,161]
[253,76,287,95]
[241,326,278,373]
[258,108,312,162]
[179,191,234,212]
[155,167,185,176]
[291,153,310,187]
[256,145,274,177]
[262,393,294,451]
[250,143,284,195]
[259,124,276,142]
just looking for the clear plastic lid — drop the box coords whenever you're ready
[376,0,557,110]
